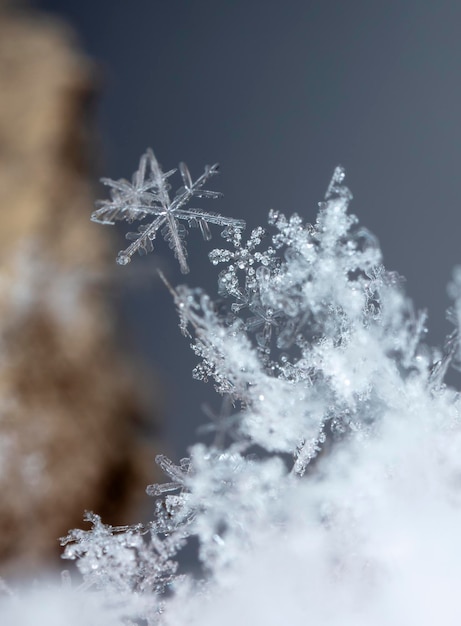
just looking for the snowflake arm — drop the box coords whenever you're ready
[163,213,189,274]
[175,208,245,230]
[117,216,166,266]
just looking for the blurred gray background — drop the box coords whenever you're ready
[34,0,461,456]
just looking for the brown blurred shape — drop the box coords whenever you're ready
[0,6,159,577]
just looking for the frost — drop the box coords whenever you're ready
[5,156,461,625]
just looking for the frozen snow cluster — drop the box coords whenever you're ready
[3,153,461,625]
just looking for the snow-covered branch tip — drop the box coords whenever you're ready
[91,149,246,273]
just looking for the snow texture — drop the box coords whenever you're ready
[3,157,461,625]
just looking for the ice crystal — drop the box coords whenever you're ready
[6,155,461,626]
[146,455,191,496]
[91,150,245,273]
[61,512,182,598]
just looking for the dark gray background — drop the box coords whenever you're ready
[34,0,461,456]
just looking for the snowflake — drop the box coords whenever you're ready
[91,149,245,274]
[209,227,282,345]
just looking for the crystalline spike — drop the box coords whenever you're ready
[179,162,193,189]
[192,190,224,199]
[146,482,182,496]
[155,454,188,483]
[134,150,149,187]
[325,165,353,202]
[199,218,212,241]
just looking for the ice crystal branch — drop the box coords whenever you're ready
[91,149,245,273]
